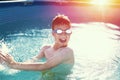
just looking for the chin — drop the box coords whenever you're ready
[62,43,68,47]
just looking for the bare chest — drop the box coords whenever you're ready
[44,48,59,59]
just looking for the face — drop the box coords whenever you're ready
[52,25,72,47]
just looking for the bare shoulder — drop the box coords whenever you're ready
[41,45,51,50]
[60,47,74,64]
[62,47,74,54]
[39,45,51,54]
[60,47,74,58]
[43,45,51,49]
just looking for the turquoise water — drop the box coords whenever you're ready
[0,28,74,80]
[0,29,51,80]
[0,22,120,80]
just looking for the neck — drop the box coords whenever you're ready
[53,43,67,50]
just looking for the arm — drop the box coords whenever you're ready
[9,51,64,71]
[0,47,74,71]
[10,48,74,71]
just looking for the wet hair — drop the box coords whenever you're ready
[51,14,71,30]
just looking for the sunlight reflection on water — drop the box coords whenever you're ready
[69,22,120,80]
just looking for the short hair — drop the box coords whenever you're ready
[51,14,71,30]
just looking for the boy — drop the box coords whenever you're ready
[0,14,74,71]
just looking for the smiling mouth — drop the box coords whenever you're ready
[59,39,67,43]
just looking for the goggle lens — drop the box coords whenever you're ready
[53,29,72,34]
[56,29,63,34]
[66,29,72,34]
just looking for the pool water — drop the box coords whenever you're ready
[71,22,120,80]
[0,22,120,80]
[0,28,74,80]
[1,1,120,79]
[0,29,52,80]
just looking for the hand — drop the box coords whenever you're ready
[0,51,16,67]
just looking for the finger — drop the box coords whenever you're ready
[0,52,6,58]
[0,54,7,62]
[0,53,9,61]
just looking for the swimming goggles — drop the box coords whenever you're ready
[53,29,72,35]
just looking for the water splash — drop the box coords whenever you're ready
[0,29,52,75]
[0,41,9,55]
[0,41,20,75]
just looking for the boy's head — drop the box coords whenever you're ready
[51,14,72,47]
[52,14,71,30]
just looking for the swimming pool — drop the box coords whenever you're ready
[0,1,120,80]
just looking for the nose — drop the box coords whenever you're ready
[60,32,67,38]
[61,31,67,35]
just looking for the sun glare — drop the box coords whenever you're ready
[90,0,110,6]
[70,22,118,61]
